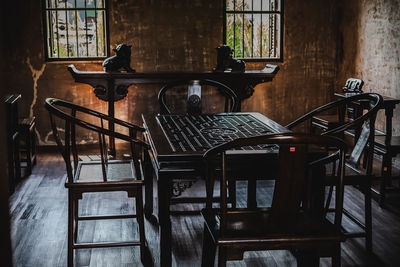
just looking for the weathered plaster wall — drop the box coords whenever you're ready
[337,0,400,134]
[245,0,338,125]
[337,0,400,166]
[4,0,339,145]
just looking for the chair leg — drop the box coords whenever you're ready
[296,249,319,267]
[247,178,257,209]
[217,246,227,267]
[324,185,334,215]
[228,179,236,208]
[68,192,75,267]
[31,129,37,166]
[25,131,32,175]
[73,198,79,243]
[143,150,154,218]
[364,183,373,252]
[14,135,21,181]
[8,139,16,194]
[201,225,216,267]
[332,244,341,267]
[135,188,146,263]
[379,155,390,207]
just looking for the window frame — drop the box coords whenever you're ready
[41,0,110,61]
[223,0,284,62]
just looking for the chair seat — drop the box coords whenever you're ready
[374,135,400,153]
[66,160,143,188]
[202,209,344,244]
[18,116,36,133]
[324,164,374,186]
[312,115,348,130]
[19,116,35,127]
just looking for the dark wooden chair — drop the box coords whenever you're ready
[158,79,238,115]
[5,94,21,194]
[201,133,347,267]
[286,93,383,252]
[313,80,400,207]
[314,92,400,207]
[45,98,148,267]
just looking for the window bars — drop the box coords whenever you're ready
[224,0,282,60]
[43,0,108,60]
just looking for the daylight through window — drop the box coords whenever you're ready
[43,0,108,60]
[224,0,282,60]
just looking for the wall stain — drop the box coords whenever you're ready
[26,57,46,145]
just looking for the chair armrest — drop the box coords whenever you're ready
[46,98,144,132]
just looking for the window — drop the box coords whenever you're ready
[224,0,283,60]
[43,0,108,60]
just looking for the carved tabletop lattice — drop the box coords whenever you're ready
[157,114,276,152]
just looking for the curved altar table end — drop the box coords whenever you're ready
[67,64,279,103]
[67,64,279,156]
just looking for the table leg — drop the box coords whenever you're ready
[295,249,320,267]
[380,153,393,206]
[311,163,326,217]
[144,149,154,217]
[384,106,394,187]
[384,106,394,144]
[107,79,116,157]
[158,175,172,267]
[379,106,395,206]
[247,178,257,208]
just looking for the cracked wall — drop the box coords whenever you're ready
[26,58,46,145]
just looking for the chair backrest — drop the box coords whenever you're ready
[342,78,364,121]
[158,79,238,115]
[286,93,383,173]
[45,98,148,183]
[203,133,347,234]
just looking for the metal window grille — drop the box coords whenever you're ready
[43,0,109,60]
[224,0,283,60]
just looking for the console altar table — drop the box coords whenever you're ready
[68,64,280,155]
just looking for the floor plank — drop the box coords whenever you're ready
[10,152,400,266]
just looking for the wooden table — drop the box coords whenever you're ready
[142,112,290,266]
[68,64,280,155]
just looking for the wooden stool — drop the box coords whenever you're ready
[18,116,37,176]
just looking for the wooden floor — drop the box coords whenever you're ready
[9,152,400,267]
